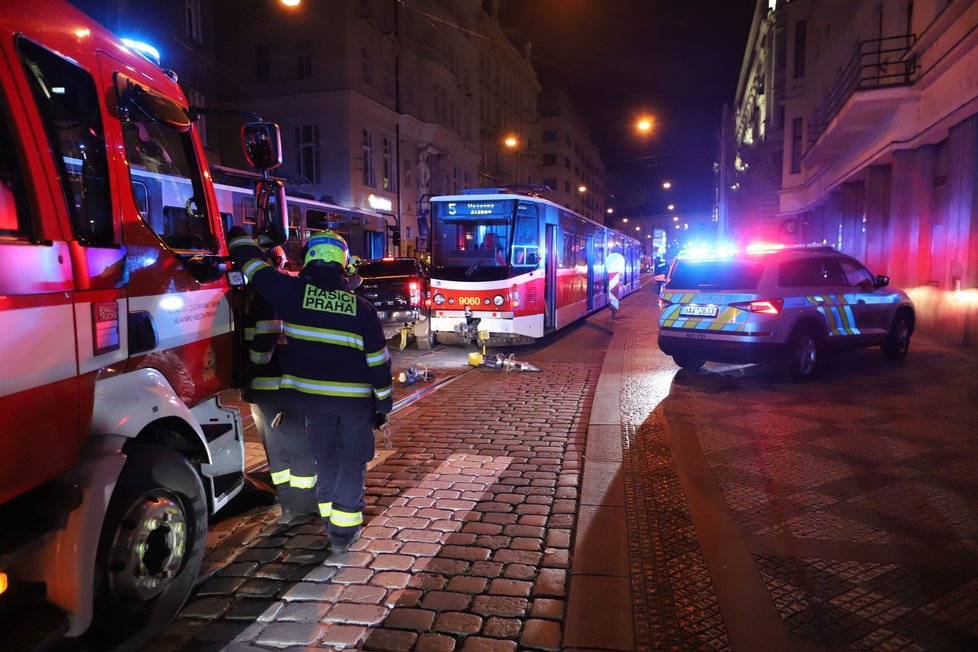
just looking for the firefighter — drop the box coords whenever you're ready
[227,226,393,555]
[240,245,318,521]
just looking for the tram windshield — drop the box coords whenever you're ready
[430,198,539,281]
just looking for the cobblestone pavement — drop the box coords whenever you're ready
[153,285,978,651]
[600,288,978,651]
[151,357,598,651]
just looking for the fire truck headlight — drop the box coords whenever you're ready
[433,293,446,306]
[492,294,505,307]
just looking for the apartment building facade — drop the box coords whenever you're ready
[538,89,606,222]
[730,0,978,345]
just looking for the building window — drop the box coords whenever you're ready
[185,0,202,43]
[564,156,571,169]
[543,177,557,192]
[295,124,320,183]
[542,129,557,143]
[361,128,375,187]
[542,153,557,166]
[296,42,312,79]
[255,46,270,82]
[790,117,803,174]
[793,20,807,78]
[382,137,394,191]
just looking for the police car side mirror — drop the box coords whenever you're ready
[876,274,890,289]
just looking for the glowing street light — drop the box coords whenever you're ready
[636,116,654,133]
[672,216,679,222]
[622,217,628,223]
[667,204,675,211]
[662,181,672,189]
[281,0,301,6]
[578,184,587,193]
[503,135,519,148]
[606,207,614,215]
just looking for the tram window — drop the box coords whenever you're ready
[512,203,539,267]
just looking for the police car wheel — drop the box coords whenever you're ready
[673,355,705,371]
[782,328,819,382]
[86,444,207,650]
[881,312,912,360]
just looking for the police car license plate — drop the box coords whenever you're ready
[680,305,718,318]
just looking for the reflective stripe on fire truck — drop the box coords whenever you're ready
[128,288,232,352]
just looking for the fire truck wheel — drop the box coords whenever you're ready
[86,444,208,650]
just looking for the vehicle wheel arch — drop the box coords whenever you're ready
[83,442,208,650]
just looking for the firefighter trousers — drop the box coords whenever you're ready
[305,406,374,546]
[252,401,318,514]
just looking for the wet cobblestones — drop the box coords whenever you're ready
[154,363,597,650]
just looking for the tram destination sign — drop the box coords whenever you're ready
[443,199,515,220]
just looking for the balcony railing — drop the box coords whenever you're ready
[808,34,917,146]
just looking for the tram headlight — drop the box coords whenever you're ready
[492,294,505,307]
[433,293,446,306]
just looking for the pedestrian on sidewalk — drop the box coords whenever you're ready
[240,244,319,521]
[228,227,393,555]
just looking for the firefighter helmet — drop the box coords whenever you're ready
[303,230,350,269]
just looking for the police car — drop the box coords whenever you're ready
[657,244,915,380]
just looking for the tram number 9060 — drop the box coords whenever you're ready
[458,297,483,306]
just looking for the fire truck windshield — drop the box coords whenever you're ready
[121,84,214,252]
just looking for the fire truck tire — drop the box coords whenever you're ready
[415,317,436,350]
[86,444,207,650]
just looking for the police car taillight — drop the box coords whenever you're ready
[731,299,783,314]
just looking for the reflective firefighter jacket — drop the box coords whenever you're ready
[228,227,393,414]
[240,287,283,403]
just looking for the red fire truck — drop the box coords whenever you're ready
[0,1,287,649]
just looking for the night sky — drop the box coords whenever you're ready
[499,0,758,217]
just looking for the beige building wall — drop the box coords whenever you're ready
[732,0,978,345]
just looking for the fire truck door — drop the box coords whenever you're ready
[0,41,87,503]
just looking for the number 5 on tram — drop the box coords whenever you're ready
[427,188,642,346]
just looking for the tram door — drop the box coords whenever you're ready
[586,235,596,311]
[544,225,556,330]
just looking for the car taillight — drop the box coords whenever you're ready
[408,278,421,307]
[731,299,783,314]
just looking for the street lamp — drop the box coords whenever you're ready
[280,0,301,6]
[503,135,519,149]
[662,181,672,190]
[667,204,675,211]
[578,184,587,193]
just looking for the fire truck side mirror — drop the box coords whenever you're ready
[255,178,288,247]
[241,122,282,172]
